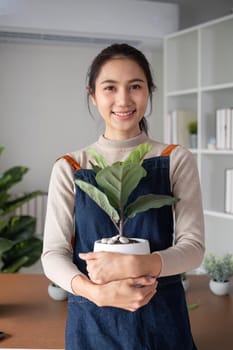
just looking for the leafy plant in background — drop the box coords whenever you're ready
[0,146,43,272]
[204,253,233,282]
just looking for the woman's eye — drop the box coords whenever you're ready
[104,86,115,91]
[130,84,141,90]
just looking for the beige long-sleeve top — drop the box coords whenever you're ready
[41,132,205,293]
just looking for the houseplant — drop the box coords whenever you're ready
[188,120,198,149]
[204,253,233,295]
[48,282,68,301]
[76,143,178,254]
[0,146,43,272]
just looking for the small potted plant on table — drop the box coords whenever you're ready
[204,253,233,296]
[76,143,178,254]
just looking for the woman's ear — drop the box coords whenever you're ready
[87,86,97,106]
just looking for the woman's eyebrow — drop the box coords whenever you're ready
[100,78,146,84]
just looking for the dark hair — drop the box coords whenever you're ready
[87,43,156,134]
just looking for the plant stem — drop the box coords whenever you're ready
[119,208,124,237]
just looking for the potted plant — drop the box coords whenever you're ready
[76,143,178,254]
[48,282,68,301]
[204,253,233,296]
[188,120,198,149]
[0,146,43,272]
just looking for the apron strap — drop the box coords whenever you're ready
[57,155,81,249]
[57,154,81,171]
[161,144,178,156]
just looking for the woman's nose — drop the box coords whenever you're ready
[116,88,131,106]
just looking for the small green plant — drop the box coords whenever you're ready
[204,253,233,282]
[188,120,197,134]
[0,146,43,272]
[76,143,178,239]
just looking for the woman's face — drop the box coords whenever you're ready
[90,58,149,140]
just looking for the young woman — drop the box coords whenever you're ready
[42,43,205,349]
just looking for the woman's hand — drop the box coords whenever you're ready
[79,251,162,284]
[72,274,157,312]
[79,251,131,283]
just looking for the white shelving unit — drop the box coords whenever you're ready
[164,14,233,255]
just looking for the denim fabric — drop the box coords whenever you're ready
[65,156,197,350]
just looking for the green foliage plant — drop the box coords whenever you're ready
[188,120,198,134]
[0,146,43,272]
[204,253,233,282]
[76,143,178,240]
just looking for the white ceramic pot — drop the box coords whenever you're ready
[209,279,231,296]
[48,283,68,301]
[182,279,190,292]
[94,238,150,255]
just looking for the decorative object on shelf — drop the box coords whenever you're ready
[225,168,233,214]
[168,110,197,148]
[181,272,189,291]
[216,108,233,150]
[0,146,43,273]
[204,253,233,296]
[48,282,68,301]
[188,120,198,149]
[75,143,178,254]
[207,137,216,150]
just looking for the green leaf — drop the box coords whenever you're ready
[75,179,119,223]
[125,194,179,218]
[0,191,10,209]
[96,163,147,209]
[188,303,199,311]
[89,161,102,174]
[0,218,8,232]
[1,191,43,216]
[124,143,152,165]
[1,237,43,271]
[0,166,29,192]
[0,215,36,241]
[87,148,108,169]
[0,146,4,155]
[1,256,30,273]
[0,237,14,255]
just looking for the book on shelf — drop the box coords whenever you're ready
[167,110,197,148]
[216,108,233,150]
[225,168,233,214]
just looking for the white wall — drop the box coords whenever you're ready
[0,0,171,193]
[0,41,163,193]
[0,0,178,47]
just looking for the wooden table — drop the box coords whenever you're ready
[186,275,233,350]
[0,274,232,349]
[0,274,67,349]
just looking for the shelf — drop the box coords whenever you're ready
[201,82,233,92]
[200,149,233,155]
[164,14,233,255]
[204,210,233,220]
[166,89,198,97]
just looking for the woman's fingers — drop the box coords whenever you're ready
[95,277,158,312]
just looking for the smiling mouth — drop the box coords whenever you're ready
[112,110,136,119]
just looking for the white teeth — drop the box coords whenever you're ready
[114,111,133,116]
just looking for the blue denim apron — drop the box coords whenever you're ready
[64,152,197,350]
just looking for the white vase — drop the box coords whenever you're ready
[189,134,197,148]
[209,279,231,296]
[48,283,68,301]
[94,238,150,255]
[182,279,189,292]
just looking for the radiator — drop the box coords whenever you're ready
[14,193,48,237]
